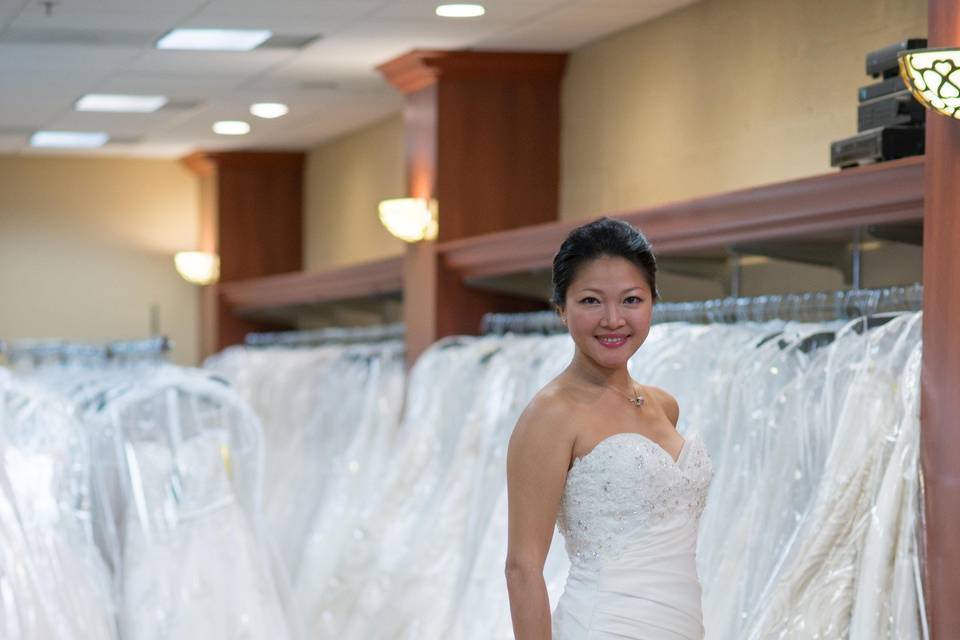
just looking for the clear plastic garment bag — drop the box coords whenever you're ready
[628,315,926,640]
[0,369,116,640]
[80,366,298,640]
[195,309,926,640]
[205,339,408,636]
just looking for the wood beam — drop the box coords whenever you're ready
[181,150,305,356]
[920,2,960,637]
[379,50,566,362]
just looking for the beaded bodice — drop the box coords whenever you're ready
[557,432,713,570]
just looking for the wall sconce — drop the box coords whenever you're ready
[378,197,439,243]
[899,48,960,120]
[174,251,220,285]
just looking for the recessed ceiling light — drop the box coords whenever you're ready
[75,94,168,113]
[435,3,486,18]
[213,120,251,135]
[250,102,289,119]
[156,28,272,51]
[30,131,109,148]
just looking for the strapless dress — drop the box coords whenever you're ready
[553,432,713,639]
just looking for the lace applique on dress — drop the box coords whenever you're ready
[557,432,713,569]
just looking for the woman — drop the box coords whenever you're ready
[505,217,713,639]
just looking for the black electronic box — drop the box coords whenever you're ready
[830,126,925,169]
[830,39,927,169]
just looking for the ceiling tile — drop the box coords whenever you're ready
[373,0,562,21]
[0,0,29,29]
[124,48,294,76]
[6,0,197,32]
[0,43,140,72]
[44,111,173,138]
[26,0,202,12]
[0,0,702,156]
[194,0,387,23]
[0,96,71,129]
[99,72,245,98]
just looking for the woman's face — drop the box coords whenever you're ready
[560,255,654,369]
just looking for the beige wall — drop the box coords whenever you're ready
[560,0,927,221]
[304,113,406,272]
[0,155,200,365]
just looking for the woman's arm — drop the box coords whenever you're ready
[505,394,576,640]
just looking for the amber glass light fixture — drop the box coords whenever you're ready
[174,251,220,285]
[898,48,960,119]
[378,198,439,243]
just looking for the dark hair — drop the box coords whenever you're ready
[551,217,659,310]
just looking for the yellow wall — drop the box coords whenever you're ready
[303,113,406,271]
[0,155,200,365]
[560,0,928,220]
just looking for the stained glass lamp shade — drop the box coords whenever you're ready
[899,48,960,119]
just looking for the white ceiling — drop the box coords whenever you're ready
[0,0,699,157]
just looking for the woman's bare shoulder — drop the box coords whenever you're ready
[641,385,680,427]
[512,380,582,445]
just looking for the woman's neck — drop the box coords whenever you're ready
[566,350,634,390]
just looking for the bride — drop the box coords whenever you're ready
[505,217,713,639]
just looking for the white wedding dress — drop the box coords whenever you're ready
[553,431,713,639]
[120,430,291,640]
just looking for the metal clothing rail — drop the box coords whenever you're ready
[0,336,172,366]
[245,322,406,347]
[480,283,923,335]
[106,336,172,358]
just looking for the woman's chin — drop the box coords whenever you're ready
[589,349,631,368]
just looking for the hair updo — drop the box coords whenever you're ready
[551,216,659,310]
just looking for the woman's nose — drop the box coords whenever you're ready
[601,304,623,326]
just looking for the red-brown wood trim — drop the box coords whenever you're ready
[379,49,567,95]
[181,151,216,177]
[920,1,960,637]
[182,150,304,174]
[201,150,305,169]
[440,156,925,278]
[219,256,404,312]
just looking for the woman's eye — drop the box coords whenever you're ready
[579,297,598,304]
[625,296,643,304]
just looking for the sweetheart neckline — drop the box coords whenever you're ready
[569,431,696,473]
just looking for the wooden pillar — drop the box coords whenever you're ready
[921,2,960,638]
[182,151,304,358]
[378,50,567,366]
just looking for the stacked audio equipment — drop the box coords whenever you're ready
[831,39,927,169]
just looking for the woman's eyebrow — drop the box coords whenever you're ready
[579,287,644,294]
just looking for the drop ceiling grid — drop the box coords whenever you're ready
[0,0,700,156]
[0,0,29,32]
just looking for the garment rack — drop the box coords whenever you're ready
[0,336,172,367]
[480,283,923,335]
[245,322,406,348]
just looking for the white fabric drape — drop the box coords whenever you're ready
[208,314,925,639]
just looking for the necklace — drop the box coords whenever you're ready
[607,380,645,407]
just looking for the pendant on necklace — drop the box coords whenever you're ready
[631,395,645,407]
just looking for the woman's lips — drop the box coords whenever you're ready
[596,335,629,348]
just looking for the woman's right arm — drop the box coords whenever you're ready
[505,395,576,640]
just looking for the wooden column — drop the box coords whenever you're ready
[378,50,567,366]
[921,2,960,637]
[182,151,304,358]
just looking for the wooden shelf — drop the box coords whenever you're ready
[217,157,924,318]
[439,156,924,280]
[218,255,404,316]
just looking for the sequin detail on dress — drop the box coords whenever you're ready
[553,432,713,639]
